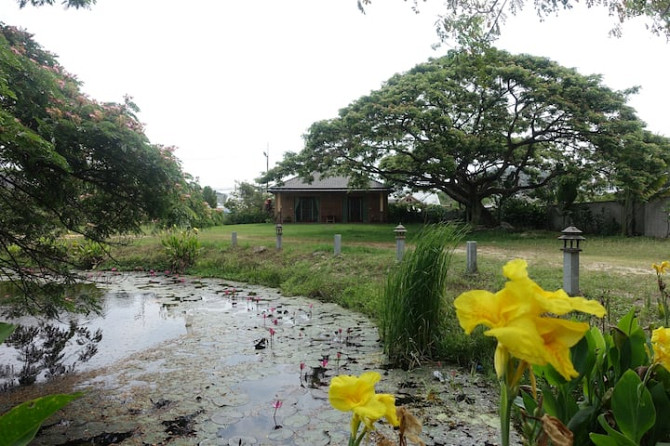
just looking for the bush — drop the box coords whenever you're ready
[380,223,465,368]
[389,203,463,225]
[71,239,109,269]
[160,227,201,273]
[500,198,547,229]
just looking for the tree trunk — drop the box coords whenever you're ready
[467,199,496,227]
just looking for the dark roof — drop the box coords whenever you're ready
[269,173,390,193]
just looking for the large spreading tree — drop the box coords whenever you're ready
[264,46,655,226]
[1,23,185,315]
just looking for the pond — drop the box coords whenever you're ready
[0,272,508,445]
[1,286,187,387]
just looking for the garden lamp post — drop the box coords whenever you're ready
[558,226,585,296]
[394,223,406,262]
[275,223,283,250]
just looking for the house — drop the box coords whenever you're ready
[268,173,391,223]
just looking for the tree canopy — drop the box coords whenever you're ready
[15,0,95,9]
[264,47,660,225]
[0,24,185,314]
[359,0,670,41]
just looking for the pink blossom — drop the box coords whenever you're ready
[321,359,328,368]
[272,400,282,409]
[300,362,305,371]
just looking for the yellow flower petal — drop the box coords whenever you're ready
[652,327,670,370]
[375,393,400,427]
[328,371,380,412]
[502,258,529,281]
[536,318,590,380]
[494,344,510,378]
[354,395,388,430]
[454,290,502,333]
[486,318,549,368]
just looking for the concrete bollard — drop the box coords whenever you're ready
[558,226,585,296]
[394,224,407,262]
[334,234,341,256]
[231,231,237,248]
[466,241,477,274]
[275,224,283,251]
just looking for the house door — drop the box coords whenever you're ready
[347,197,364,222]
[295,197,319,222]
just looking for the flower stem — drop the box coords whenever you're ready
[500,379,512,446]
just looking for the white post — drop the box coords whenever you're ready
[563,249,580,296]
[231,232,237,248]
[466,241,477,274]
[334,234,342,256]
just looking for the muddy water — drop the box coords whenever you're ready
[2,272,509,445]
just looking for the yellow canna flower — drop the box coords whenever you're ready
[454,259,606,380]
[328,371,399,441]
[651,327,670,370]
[328,371,380,413]
[652,261,670,274]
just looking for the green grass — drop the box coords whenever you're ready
[104,224,670,367]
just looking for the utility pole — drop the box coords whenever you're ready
[262,143,269,193]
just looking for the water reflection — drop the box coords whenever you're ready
[0,290,186,388]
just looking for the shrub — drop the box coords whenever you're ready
[500,197,547,229]
[380,223,465,368]
[160,227,201,273]
[71,239,109,269]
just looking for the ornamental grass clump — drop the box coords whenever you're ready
[380,224,464,368]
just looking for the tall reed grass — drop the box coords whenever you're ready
[380,224,465,368]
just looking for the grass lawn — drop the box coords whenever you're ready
[107,223,670,366]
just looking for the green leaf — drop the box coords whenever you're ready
[594,413,638,446]
[611,369,655,444]
[0,393,82,446]
[568,405,598,446]
[647,381,670,444]
[540,383,559,417]
[589,433,623,446]
[519,389,537,415]
[0,322,16,343]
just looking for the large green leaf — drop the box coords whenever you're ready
[647,382,670,445]
[611,369,655,444]
[590,433,625,446]
[0,393,82,446]
[591,413,638,446]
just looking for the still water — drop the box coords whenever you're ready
[0,289,187,386]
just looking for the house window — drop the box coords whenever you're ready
[295,197,318,222]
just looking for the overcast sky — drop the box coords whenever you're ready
[3,0,668,192]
